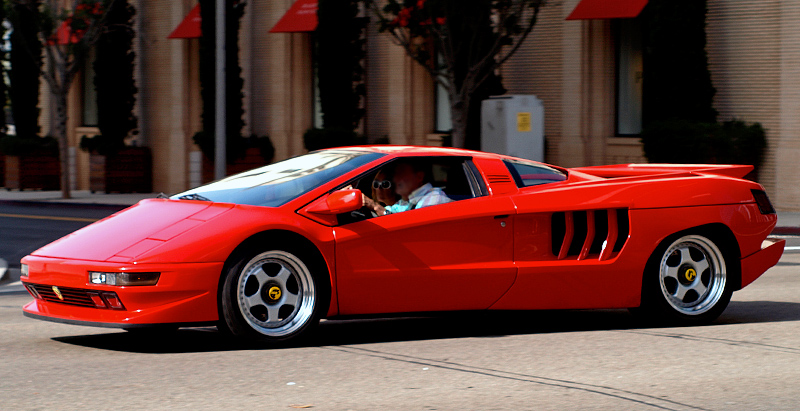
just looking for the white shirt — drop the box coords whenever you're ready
[384,183,452,214]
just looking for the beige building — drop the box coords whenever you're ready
[43,0,800,210]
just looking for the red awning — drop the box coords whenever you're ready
[269,0,318,33]
[566,0,648,20]
[168,4,202,39]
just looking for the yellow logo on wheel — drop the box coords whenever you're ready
[685,268,697,282]
[268,286,282,301]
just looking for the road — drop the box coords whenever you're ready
[1,202,799,410]
[0,201,125,271]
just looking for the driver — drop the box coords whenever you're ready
[371,169,398,208]
[363,159,451,215]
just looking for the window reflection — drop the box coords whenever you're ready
[172,150,384,207]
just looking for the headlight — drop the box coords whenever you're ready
[89,272,160,286]
[21,264,29,277]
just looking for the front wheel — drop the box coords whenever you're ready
[219,249,326,342]
[636,234,734,325]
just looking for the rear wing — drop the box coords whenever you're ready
[571,164,754,180]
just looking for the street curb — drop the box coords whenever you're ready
[0,259,7,284]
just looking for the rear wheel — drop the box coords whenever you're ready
[637,234,733,324]
[219,248,326,342]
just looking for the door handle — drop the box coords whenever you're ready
[493,215,510,219]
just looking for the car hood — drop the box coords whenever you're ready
[32,199,233,263]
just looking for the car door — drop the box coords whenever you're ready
[334,159,517,315]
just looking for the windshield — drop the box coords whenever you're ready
[172,150,384,207]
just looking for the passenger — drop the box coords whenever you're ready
[363,160,451,215]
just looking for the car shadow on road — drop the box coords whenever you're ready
[51,300,800,354]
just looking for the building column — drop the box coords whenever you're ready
[776,1,800,210]
[166,1,190,193]
[387,46,433,146]
[561,17,614,168]
[261,0,313,161]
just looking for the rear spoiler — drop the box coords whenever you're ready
[571,164,754,179]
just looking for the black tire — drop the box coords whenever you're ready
[218,247,328,343]
[634,233,734,325]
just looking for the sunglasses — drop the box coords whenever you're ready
[372,180,392,189]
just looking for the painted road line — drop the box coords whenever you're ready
[0,213,98,223]
[785,246,800,251]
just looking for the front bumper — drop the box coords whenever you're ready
[21,256,224,328]
[739,238,785,289]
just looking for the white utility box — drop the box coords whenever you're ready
[481,95,544,162]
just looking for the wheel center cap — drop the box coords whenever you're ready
[682,267,697,284]
[267,286,282,302]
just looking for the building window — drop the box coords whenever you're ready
[311,34,324,129]
[313,62,323,129]
[82,49,98,127]
[616,18,643,136]
[435,80,452,132]
[435,53,452,132]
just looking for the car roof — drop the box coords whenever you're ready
[320,145,504,160]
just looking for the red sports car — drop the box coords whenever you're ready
[20,146,784,342]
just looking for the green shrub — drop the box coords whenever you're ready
[193,132,274,164]
[193,131,243,164]
[641,120,715,164]
[0,135,59,156]
[7,1,43,140]
[641,119,766,170]
[92,0,138,156]
[198,0,246,148]
[249,134,275,164]
[718,120,766,167]
[303,127,366,152]
[79,134,126,156]
[316,0,366,131]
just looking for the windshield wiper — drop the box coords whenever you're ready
[178,193,211,202]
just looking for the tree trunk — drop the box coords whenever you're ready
[450,110,467,148]
[449,92,469,148]
[53,90,71,199]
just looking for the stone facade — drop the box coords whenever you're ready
[36,0,800,210]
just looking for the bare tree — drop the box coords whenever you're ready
[11,0,119,198]
[369,0,543,148]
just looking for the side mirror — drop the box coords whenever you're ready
[307,189,364,215]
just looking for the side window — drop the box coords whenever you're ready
[504,159,567,188]
[337,157,485,224]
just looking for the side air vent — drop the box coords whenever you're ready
[551,209,629,261]
[487,174,514,184]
